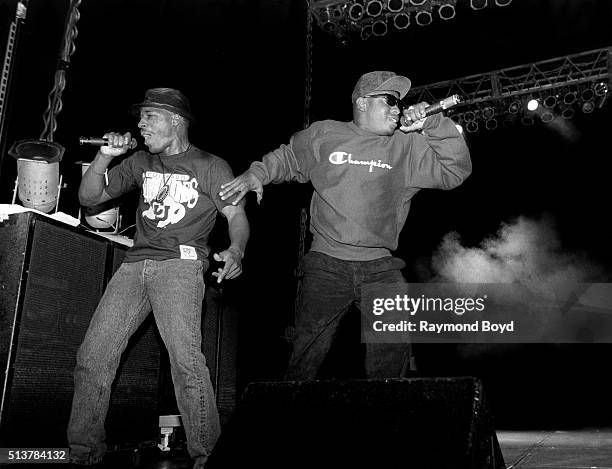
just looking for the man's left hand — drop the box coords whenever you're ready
[212,246,243,283]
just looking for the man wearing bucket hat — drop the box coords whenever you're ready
[219,71,470,380]
[68,88,249,468]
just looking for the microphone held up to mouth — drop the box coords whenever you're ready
[79,136,138,150]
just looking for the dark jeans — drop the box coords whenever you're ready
[285,251,413,380]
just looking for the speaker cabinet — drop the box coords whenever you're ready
[0,212,161,448]
[202,285,238,425]
[208,377,505,469]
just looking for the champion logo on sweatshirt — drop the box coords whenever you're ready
[328,151,393,173]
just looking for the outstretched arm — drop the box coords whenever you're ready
[219,127,316,205]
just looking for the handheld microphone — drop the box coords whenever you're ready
[401,94,461,126]
[79,136,138,150]
[422,94,461,117]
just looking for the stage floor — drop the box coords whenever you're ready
[498,428,612,468]
[107,428,612,468]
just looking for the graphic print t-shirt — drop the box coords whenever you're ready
[105,146,236,263]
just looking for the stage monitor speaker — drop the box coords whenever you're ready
[207,377,505,469]
[0,212,161,448]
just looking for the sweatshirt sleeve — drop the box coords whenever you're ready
[248,126,317,185]
[404,113,472,190]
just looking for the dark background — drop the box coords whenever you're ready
[1,0,612,428]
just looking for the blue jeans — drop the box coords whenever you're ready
[286,251,413,380]
[67,259,219,464]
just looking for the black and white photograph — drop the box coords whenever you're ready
[1,1,611,467]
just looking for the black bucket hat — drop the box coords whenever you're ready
[130,88,193,121]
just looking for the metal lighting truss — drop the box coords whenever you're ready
[311,0,463,40]
[404,46,611,129]
[310,0,513,40]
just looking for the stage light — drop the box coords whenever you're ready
[464,110,476,122]
[594,82,608,97]
[313,0,463,41]
[484,118,498,130]
[495,0,512,6]
[393,12,410,29]
[508,100,521,114]
[372,18,388,36]
[526,98,539,111]
[387,0,404,13]
[348,3,365,21]
[470,0,487,10]
[482,106,495,120]
[366,0,384,17]
[560,106,575,119]
[521,115,535,126]
[83,205,120,231]
[543,94,557,109]
[438,3,455,20]
[581,88,595,102]
[581,100,595,113]
[563,90,577,105]
[415,10,432,25]
[360,20,373,40]
[9,139,65,213]
[540,110,554,123]
[466,121,479,133]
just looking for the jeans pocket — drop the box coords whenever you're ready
[300,251,342,274]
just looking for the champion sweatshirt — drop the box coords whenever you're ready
[248,113,471,261]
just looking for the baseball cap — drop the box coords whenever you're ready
[351,71,411,102]
[130,87,193,121]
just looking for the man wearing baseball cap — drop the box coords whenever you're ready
[68,88,249,468]
[220,71,470,380]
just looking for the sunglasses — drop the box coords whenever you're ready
[366,93,403,108]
